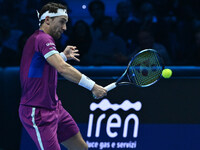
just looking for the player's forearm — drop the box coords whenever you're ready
[58,63,95,91]
[47,53,95,91]
[58,63,82,84]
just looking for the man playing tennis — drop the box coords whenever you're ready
[19,2,107,150]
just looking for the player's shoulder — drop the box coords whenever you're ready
[35,30,55,46]
[36,30,52,41]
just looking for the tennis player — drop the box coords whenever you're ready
[19,2,107,150]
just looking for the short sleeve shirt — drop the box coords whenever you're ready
[20,30,59,109]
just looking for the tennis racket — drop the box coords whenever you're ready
[104,49,164,91]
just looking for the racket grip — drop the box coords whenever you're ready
[104,82,117,92]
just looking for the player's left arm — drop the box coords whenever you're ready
[47,53,81,83]
[46,53,107,99]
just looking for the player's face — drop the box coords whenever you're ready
[49,16,68,40]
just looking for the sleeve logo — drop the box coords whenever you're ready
[46,42,55,46]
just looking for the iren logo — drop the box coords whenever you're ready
[87,99,142,138]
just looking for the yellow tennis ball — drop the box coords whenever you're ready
[162,69,172,78]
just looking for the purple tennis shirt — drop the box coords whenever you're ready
[20,30,60,109]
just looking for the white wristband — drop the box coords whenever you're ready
[78,74,95,91]
[60,52,67,61]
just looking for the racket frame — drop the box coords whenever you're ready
[126,49,164,87]
[104,49,165,91]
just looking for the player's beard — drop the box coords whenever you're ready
[49,28,62,40]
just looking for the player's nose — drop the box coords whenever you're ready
[63,24,67,31]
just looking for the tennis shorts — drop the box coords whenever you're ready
[19,101,79,150]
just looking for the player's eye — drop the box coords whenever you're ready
[60,20,65,24]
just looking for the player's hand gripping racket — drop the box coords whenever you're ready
[104,49,164,91]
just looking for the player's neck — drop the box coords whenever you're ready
[39,25,49,35]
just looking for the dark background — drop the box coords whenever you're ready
[1,0,200,66]
[1,67,200,150]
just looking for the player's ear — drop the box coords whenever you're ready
[45,16,51,25]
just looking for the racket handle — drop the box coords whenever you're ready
[104,82,117,92]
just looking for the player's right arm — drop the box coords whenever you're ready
[46,53,107,99]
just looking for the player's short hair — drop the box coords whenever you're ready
[39,2,67,25]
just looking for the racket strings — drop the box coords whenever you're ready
[129,51,163,87]
[137,53,162,84]
[134,54,161,85]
